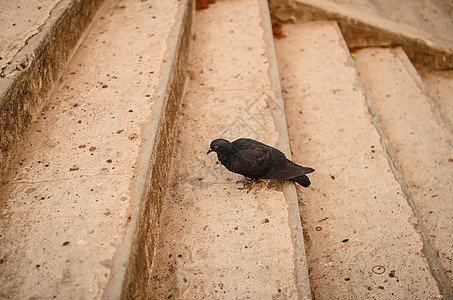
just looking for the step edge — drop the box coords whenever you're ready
[392,47,453,134]
[260,1,312,299]
[102,0,192,299]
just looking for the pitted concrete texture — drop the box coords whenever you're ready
[149,0,308,299]
[0,0,61,71]
[0,0,183,298]
[276,22,441,299]
[355,47,453,292]
[0,0,102,183]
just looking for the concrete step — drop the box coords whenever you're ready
[275,21,443,298]
[0,0,192,298]
[148,1,311,299]
[269,0,453,69]
[355,46,453,297]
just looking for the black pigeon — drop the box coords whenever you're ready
[207,138,314,187]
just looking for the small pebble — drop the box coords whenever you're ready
[119,193,130,201]
[128,133,138,140]
[100,259,113,268]
[63,241,69,246]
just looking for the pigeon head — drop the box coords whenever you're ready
[207,139,232,155]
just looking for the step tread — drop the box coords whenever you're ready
[149,1,309,299]
[0,0,184,297]
[355,46,453,292]
[275,21,441,298]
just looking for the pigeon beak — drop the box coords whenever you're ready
[207,149,213,154]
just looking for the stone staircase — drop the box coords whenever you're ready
[0,0,452,299]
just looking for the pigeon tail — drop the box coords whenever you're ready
[302,167,315,174]
[291,174,311,187]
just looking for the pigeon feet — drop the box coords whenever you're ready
[237,178,260,192]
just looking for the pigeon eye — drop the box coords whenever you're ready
[214,146,218,149]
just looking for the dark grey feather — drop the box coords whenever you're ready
[207,138,314,187]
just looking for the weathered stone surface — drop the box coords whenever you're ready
[0,0,104,180]
[0,0,191,298]
[269,0,453,69]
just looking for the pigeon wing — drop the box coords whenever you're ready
[263,158,315,180]
[228,139,275,178]
[230,138,314,180]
